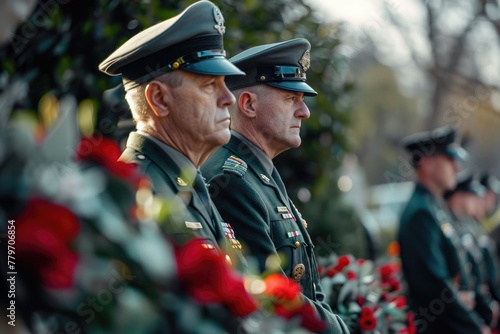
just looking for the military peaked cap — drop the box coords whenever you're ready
[444,172,485,199]
[402,126,467,166]
[99,0,244,91]
[225,38,317,96]
[480,172,500,194]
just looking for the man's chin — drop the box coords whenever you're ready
[291,137,302,148]
[209,130,231,146]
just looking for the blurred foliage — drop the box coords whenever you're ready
[0,0,355,254]
[349,63,420,185]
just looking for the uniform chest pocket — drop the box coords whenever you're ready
[270,218,310,283]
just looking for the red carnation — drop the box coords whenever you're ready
[16,198,80,288]
[379,262,401,283]
[263,273,302,303]
[388,277,401,292]
[76,136,142,186]
[174,238,258,317]
[407,311,417,334]
[274,302,326,332]
[358,306,377,330]
[326,266,338,277]
[334,255,352,272]
[399,312,417,334]
[391,296,407,308]
[346,271,357,280]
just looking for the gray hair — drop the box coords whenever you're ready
[124,71,185,123]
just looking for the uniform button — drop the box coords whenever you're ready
[137,154,145,160]
[295,241,300,247]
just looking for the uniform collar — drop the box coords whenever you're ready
[231,130,274,174]
[137,130,198,185]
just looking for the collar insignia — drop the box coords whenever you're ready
[176,177,188,187]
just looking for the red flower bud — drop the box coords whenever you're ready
[391,296,407,308]
[263,273,302,303]
[274,302,326,332]
[76,136,144,187]
[16,198,80,288]
[174,238,258,317]
[326,266,338,278]
[346,271,357,280]
[334,255,351,271]
[358,306,377,330]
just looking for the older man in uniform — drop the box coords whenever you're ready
[398,126,488,334]
[98,0,244,260]
[201,39,349,333]
[445,172,498,329]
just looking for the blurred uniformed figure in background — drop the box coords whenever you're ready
[98,0,245,262]
[201,39,349,333]
[481,173,500,224]
[485,174,500,259]
[445,173,499,330]
[397,126,489,334]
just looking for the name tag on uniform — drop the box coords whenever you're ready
[185,221,203,229]
[276,206,288,212]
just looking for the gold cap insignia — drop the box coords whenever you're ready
[213,6,226,35]
[299,49,311,71]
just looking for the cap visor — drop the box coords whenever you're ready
[184,57,245,76]
[445,146,468,162]
[266,81,317,97]
[470,183,486,197]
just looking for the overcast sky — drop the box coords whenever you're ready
[307,0,500,94]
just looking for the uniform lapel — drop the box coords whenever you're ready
[225,136,291,210]
[123,132,217,236]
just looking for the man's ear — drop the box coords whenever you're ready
[238,91,258,118]
[145,80,169,117]
[420,155,433,173]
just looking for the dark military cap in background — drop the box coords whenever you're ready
[480,172,500,194]
[401,126,468,166]
[444,172,486,199]
[98,0,244,91]
[225,38,317,96]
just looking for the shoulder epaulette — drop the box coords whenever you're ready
[222,155,247,177]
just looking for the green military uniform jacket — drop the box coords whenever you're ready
[398,183,484,334]
[119,132,241,258]
[449,214,493,326]
[201,134,349,334]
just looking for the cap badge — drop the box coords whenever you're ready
[213,6,226,35]
[299,49,311,71]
